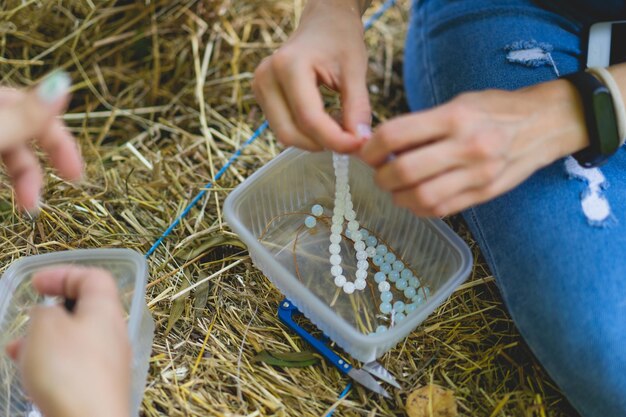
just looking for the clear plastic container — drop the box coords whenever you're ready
[0,249,154,417]
[224,149,473,362]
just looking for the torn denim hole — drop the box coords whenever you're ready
[564,157,615,227]
[504,40,560,77]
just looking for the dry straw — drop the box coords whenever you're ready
[0,1,576,416]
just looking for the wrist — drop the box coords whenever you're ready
[522,79,589,161]
[302,0,365,22]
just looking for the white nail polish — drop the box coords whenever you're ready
[37,71,71,104]
[357,123,372,141]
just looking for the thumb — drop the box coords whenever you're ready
[0,71,71,152]
[341,67,372,142]
[6,338,24,362]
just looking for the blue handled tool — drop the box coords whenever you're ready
[278,298,400,398]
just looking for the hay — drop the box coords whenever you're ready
[0,1,577,416]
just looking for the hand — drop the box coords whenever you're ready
[360,80,589,216]
[253,0,372,152]
[0,71,83,213]
[6,266,131,417]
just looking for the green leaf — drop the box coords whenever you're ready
[252,350,320,368]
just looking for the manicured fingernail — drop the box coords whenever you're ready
[357,123,372,141]
[37,71,71,104]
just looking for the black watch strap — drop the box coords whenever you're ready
[561,71,620,168]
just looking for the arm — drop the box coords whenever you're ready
[360,64,626,216]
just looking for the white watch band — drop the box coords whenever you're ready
[586,66,626,147]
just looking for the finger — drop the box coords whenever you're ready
[2,144,43,213]
[31,266,121,317]
[360,108,454,166]
[253,68,322,151]
[375,139,464,192]
[6,338,23,361]
[391,161,505,213]
[38,119,83,181]
[0,71,71,152]
[433,157,537,216]
[340,60,372,141]
[280,65,361,153]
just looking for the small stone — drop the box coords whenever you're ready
[330,234,341,244]
[401,269,413,280]
[373,255,384,266]
[331,265,343,277]
[366,247,377,257]
[345,211,356,221]
[381,263,392,274]
[355,240,366,251]
[366,236,378,247]
[409,276,420,288]
[393,260,405,271]
[348,220,359,231]
[329,243,341,255]
[330,254,342,265]
[355,279,367,290]
[356,251,368,261]
[343,282,356,294]
[311,204,324,216]
[356,269,367,280]
[304,216,317,228]
[376,244,388,255]
[357,260,369,270]
[331,224,342,234]
[374,272,386,283]
[360,229,369,239]
[378,281,391,292]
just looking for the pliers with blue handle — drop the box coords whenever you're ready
[278,298,400,398]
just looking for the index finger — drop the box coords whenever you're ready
[360,107,453,167]
[281,66,362,153]
[32,266,121,316]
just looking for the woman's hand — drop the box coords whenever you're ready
[253,0,372,152]
[0,72,83,214]
[6,267,131,417]
[360,80,589,217]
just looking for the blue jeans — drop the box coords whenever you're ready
[403,1,626,416]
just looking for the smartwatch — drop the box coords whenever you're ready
[561,71,621,167]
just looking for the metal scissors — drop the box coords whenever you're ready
[277,298,401,398]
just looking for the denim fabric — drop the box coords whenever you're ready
[403,1,626,416]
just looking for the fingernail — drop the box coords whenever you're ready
[25,196,41,219]
[357,123,372,141]
[37,71,71,104]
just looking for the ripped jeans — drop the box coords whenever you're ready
[404,1,626,416]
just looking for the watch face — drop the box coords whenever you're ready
[592,89,620,155]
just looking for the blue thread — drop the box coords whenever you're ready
[145,120,269,257]
[363,0,396,30]
[324,383,352,417]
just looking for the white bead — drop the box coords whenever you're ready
[356,251,368,261]
[356,269,367,280]
[329,243,341,255]
[378,281,390,292]
[366,247,377,257]
[348,220,359,231]
[332,214,343,224]
[334,275,346,287]
[354,279,366,290]
[345,211,356,221]
[304,216,316,228]
[331,224,342,234]
[331,265,343,277]
[330,234,341,244]
[357,260,369,270]
[345,200,353,211]
[343,282,355,294]
[354,241,366,251]
[330,254,342,265]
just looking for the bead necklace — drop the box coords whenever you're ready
[303,153,431,333]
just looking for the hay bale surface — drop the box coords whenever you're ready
[0,1,577,416]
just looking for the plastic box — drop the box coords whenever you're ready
[0,249,154,417]
[224,149,473,363]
